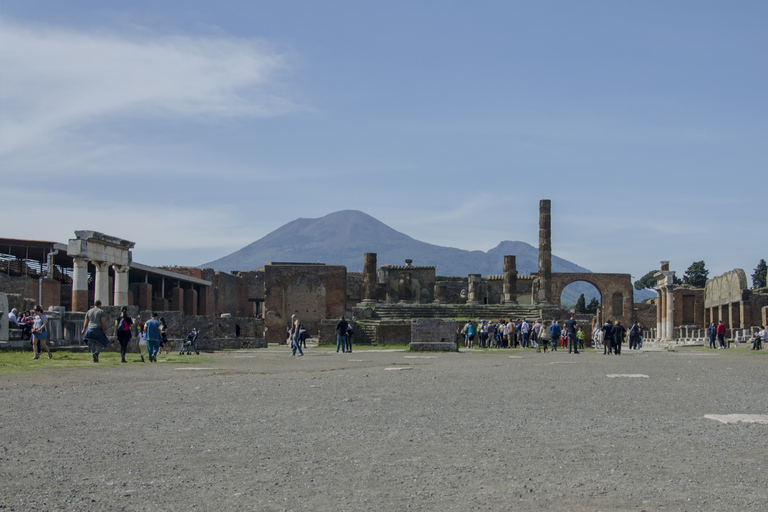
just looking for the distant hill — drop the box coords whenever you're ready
[202,210,589,277]
[202,210,611,305]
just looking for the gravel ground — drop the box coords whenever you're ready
[1,346,767,511]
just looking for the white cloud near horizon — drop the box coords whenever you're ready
[0,19,300,156]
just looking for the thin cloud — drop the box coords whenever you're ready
[0,19,302,156]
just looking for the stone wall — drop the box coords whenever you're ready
[0,274,38,305]
[410,319,458,351]
[317,320,356,346]
[438,277,468,304]
[705,269,748,308]
[377,322,411,345]
[346,272,363,310]
[380,265,436,304]
[634,302,657,331]
[672,286,705,328]
[211,270,249,317]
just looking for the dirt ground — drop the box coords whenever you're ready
[1,345,767,511]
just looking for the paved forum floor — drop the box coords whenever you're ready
[1,346,767,511]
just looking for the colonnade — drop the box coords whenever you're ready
[68,231,135,312]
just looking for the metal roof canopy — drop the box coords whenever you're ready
[0,238,70,267]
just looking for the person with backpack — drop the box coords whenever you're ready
[113,306,133,363]
[549,320,561,352]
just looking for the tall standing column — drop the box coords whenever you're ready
[538,199,552,304]
[656,287,663,340]
[72,257,89,312]
[113,265,130,307]
[93,261,111,307]
[665,286,675,341]
[362,253,378,303]
[503,255,518,304]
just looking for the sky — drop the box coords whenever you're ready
[1,0,767,286]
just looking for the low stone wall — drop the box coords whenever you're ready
[377,322,411,345]
[317,320,357,346]
[410,319,458,351]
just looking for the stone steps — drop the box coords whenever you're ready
[370,304,544,321]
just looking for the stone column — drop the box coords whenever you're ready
[113,265,130,307]
[72,257,90,312]
[503,255,518,304]
[433,284,447,304]
[467,274,482,305]
[656,287,663,340]
[537,199,552,304]
[665,285,674,341]
[362,253,378,303]
[93,261,111,306]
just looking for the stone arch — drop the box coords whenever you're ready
[558,279,602,310]
[550,273,634,327]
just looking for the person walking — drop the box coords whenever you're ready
[336,316,348,353]
[30,305,52,360]
[289,314,303,356]
[113,306,133,363]
[346,322,353,353]
[716,320,727,349]
[143,312,162,363]
[707,322,717,349]
[549,320,561,352]
[602,320,614,355]
[613,321,626,355]
[135,317,147,362]
[83,300,109,363]
[565,315,579,354]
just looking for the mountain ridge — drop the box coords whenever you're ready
[202,210,589,276]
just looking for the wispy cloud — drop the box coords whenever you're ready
[0,19,301,156]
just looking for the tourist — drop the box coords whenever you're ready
[159,317,169,355]
[750,327,763,350]
[577,326,585,350]
[628,321,640,350]
[8,308,20,329]
[486,321,496,348]
[501,319,509,348]
[113,306,133,363]
[759,326,768,350]
[345,322,353,353]
[592,324,602,350]
[565,315,579,354]
[521,318,530,348]
[549,320,561,352]
[532,319,542,349]
[613,320,626,355]
[83,300,109,362]
[461,321,469,348]
[637,322,644,348]
[706,322,717,349]
[135,317,147,362]
[19,310,33,339]
[466,321,476,348]
[507,319,515,348]
[716,320,726,349]
[289,314,303,356]
[479,320,488,348]
[602,320,614,355]
[336,316,348,353]
[30,305,52,360]
[143,312,162,363]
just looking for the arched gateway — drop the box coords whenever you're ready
[550,273,634,326]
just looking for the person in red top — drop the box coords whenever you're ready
[716,321,727,349]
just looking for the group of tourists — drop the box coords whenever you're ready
[81,301,168,363]
[459,318,542,349]
[335,316,354,353]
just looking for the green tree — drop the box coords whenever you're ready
[634,270,657,290]
[753,259,767,288]
[682,261,709,288]
[586,297,600,314]
[575,293,587,313]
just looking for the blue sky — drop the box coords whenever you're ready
[2,1,766,285]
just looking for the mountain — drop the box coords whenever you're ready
[202,210,590,277]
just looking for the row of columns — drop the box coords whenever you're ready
[655,261,676,341]
[72,257,131,311]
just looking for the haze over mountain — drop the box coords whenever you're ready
[203,210,589,276]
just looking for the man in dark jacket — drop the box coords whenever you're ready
[613,321,626,355]
[602,320,614,355]
[336,316,348,353]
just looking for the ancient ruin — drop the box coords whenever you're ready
[2,200,765,351]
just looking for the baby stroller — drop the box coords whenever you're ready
[180,328,200,355]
